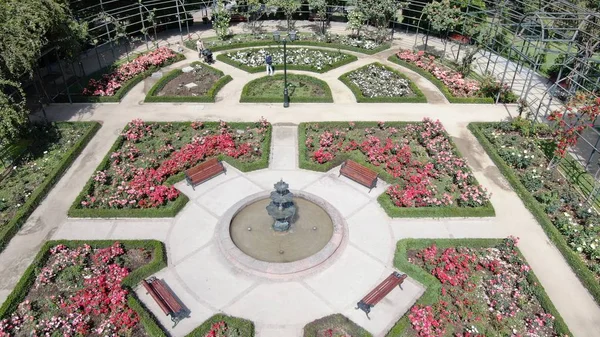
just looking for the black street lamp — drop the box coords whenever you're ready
[273,30,297,108]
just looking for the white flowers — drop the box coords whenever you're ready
[225,48,350,70]
[347,64,414,98]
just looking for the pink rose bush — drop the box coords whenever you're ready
[407,237,561,337]
[80,118,270,210]
[0,243,144,336]
[304,119,490,208]
[396,50,481,97]
[83,47,179,96]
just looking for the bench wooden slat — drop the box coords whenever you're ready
[142,277,186,327]
[356,272,407,319]
[185,158,225,190]
[142,280,172,315]
[340,160,378,191]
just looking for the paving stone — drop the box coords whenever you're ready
[169,203,218,264]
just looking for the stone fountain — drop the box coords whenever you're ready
[266,180,296,232]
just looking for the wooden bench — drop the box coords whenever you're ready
[356,272,407,319]
[142,277,185,327]
[339,160,378,192]
[185,157,226,190]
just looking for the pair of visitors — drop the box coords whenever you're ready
[265,54,274,76]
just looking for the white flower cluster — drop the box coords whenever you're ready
[348,64,413,97]
[225,48,350,70]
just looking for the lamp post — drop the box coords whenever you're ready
[273,30,297,108]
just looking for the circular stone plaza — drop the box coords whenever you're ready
[0,3,600,337]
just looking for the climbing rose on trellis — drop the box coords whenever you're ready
[547,94,600,158]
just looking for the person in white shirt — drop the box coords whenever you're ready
[196,39,205,54]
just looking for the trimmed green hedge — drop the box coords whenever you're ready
[60,53,186,103]
[469,122,600,306]
[386,238,573,337]
[216,48,358,73]
[240,74,333,103]
[186,38,390,55]
[338,62,427,103]
[304,314,371,337]
[0,240,168,336]
[68,122,271,218]
[297,121,494,218]
[145,62,232,103]
[0,122,100,253]
[387,55,494,104]
[186,314,255,336]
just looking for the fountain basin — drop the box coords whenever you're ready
[217,190,347,277]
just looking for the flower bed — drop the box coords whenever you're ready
[240,74,333,103]
[185,33,389,54]
[58,48,185,103]
[389,50,516,104]
[299,120,494,217]
[469,121,600,304]
[0,122,100,252]
[339,63,426,103]
[0,240,167,337]
[304,314,371,337]
[217,47,357,73]
[69,119,271,218]
[145,62,232,103]
[387,238,572,337]
[185,314,254,337]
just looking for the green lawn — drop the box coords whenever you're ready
[240,74,333,103]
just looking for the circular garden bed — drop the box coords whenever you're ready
[339,62,426,103]
[217,47,357,73]
[240,74,333,103]
[145,62,232,102]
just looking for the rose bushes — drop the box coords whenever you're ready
[477,120,600,282]
[83,47,179,96]
[0,242,149,336]
[407,237,562,337]
[303,119,490,210]
[346,64,414,98]
[221,48,354,72]
[395,50,517,103]
[78,118,270,210]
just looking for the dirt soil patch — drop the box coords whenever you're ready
[157,67,220,97]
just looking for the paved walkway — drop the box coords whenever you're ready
[0,20,599,337]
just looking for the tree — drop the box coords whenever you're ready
[237,0,268,34]
[422,0,463,58]
[213,0,232,40]
[349,0,403,43]
[308,0,327,34]
[267,0,301,31]
[346,8,366,38]
[0,0,88,79]
[0,80,29,146]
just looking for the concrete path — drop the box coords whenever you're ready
[1,19,599,337]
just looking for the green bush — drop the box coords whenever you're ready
[297,122,494,218]
[186,314,255,336]
[387,55,494,104]
[0,122,100,253]
[339,62,427,103]
[304,314,372,337]
[240,74,333,103]
[145,62,232,103]
[216,48,358,73]
[63,53,186,103]
[386,238,573,337]
[0,240,167,334]
[69,122,271,218]
[469,122,600,306]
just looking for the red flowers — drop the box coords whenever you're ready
[83,47,178,96]
[408,238,557,337]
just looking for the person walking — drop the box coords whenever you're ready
[196,39,205,55]
[265,53,274,76]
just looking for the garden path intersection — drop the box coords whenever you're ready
[1,28,600,337]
